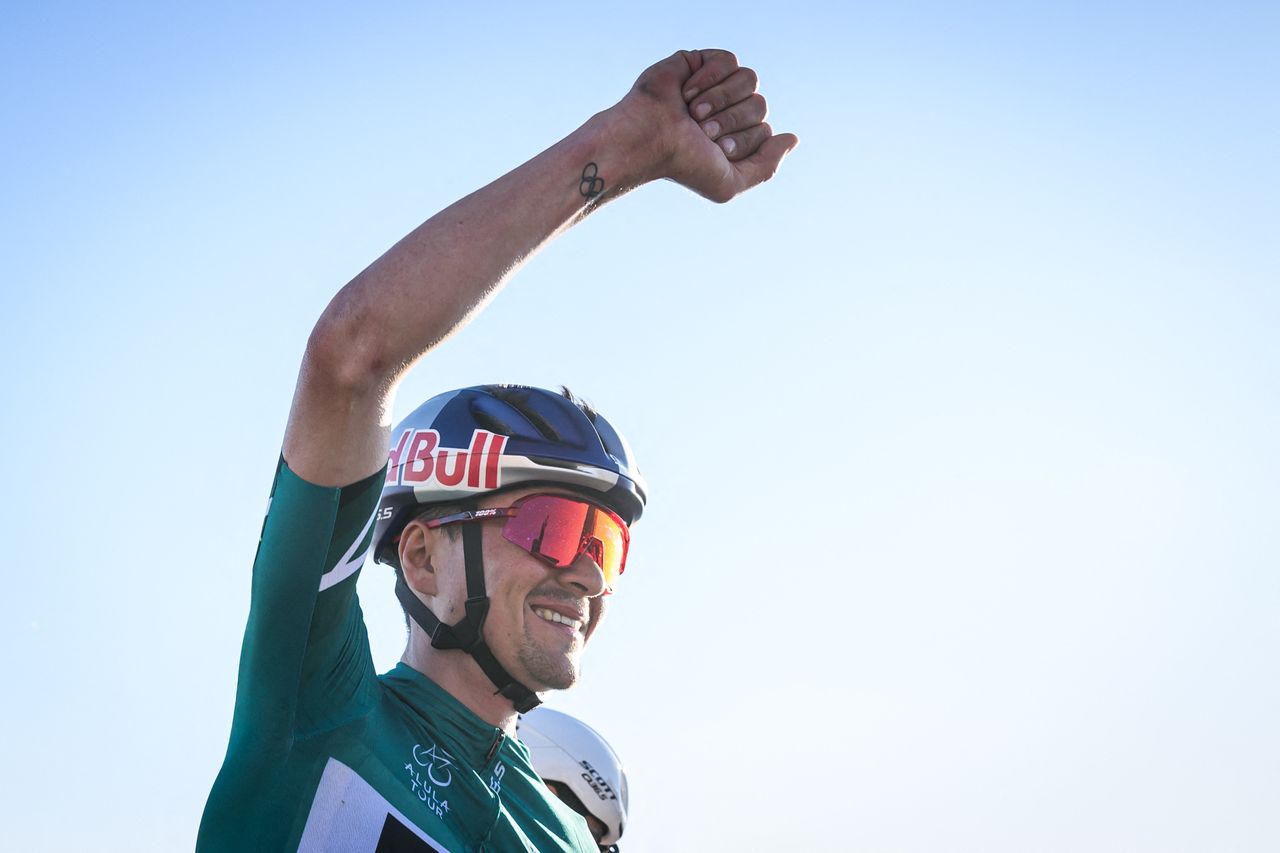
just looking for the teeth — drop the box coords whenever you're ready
[532,607,584,633]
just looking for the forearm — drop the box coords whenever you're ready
[337,106,653,374]
[285,105,656,485]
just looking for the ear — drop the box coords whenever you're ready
[398,521,439,597]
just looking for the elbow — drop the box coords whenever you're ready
[302,309,397,399]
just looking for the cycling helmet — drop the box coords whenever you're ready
[374,385,646,713]
[374,385,646,568]
[519,707,629,848]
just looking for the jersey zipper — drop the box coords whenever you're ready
[484,730,504,764]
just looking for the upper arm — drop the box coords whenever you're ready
[282,305,396,489]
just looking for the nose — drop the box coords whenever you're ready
[559,546,608,597]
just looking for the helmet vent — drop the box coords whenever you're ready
[469,404,514,436]
[485,385,563,442]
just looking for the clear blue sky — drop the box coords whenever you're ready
[2,2,1277,850]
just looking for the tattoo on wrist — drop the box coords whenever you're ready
[580,162,605,201]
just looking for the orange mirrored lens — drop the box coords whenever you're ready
[503,495,629,588]
[583,506,628,589]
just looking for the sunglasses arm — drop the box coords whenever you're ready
[422,507,520,528]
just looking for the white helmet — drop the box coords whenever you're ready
[518,707,629,847]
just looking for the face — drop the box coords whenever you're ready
[420,487,615,692]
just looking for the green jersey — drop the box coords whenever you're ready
[197,458,597,852]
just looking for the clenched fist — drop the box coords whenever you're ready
[612,49,799,203]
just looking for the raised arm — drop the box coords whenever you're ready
[283,49,797,486]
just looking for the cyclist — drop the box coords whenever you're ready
[519,708,629,852]
[198,48,796,852]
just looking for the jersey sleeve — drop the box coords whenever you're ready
[225,456,386,761]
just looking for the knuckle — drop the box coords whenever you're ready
[735,126,770,159]
[725,105,750,132]
[741,67,759,90]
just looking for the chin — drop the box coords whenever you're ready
[516,645,581,692]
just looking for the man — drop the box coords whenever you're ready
[520,708,630,852]
[198,49,796,852]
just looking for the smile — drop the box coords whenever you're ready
[531,607,585,634]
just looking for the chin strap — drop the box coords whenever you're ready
[395,516,542,714]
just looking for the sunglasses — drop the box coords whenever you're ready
[423,494,630,590]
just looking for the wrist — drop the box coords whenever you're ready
[580,101,667,192]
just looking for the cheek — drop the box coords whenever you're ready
[484,568,538,637]
[586,596,608,638]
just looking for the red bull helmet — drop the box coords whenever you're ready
[374,385,647,713]
[519,707,629,849]
[374,385,647,568]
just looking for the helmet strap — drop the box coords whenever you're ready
[393,512,542,714]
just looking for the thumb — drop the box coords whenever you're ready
[735,132,799,189]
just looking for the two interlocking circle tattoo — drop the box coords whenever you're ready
[580,162,605,200]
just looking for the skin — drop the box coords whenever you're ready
[397,487,611,729]
[280,49,796,731]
